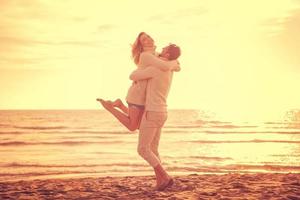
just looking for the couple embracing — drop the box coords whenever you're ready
[98,32,181,191]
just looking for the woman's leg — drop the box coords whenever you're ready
[98,99,143,131]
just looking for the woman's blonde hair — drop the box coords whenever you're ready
[131,32,145,65]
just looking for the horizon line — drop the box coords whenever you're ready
[0,108,200,111]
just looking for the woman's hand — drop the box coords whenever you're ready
[172,60,181,72]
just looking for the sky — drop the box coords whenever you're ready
[0,0,300,121]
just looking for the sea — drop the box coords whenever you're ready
[0,110,299,182]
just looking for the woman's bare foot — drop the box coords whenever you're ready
[112,98,123,108]
[97,98,121,108]
[97,99,114,111]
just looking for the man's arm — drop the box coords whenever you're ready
[140,52,179,71]
[129,67,159,81]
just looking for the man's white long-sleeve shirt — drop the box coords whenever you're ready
[130,67,173,112]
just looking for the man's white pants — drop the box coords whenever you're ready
[137,111,168,167]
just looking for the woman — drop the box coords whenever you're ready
[97,32,179,131]
[98,32,180,190]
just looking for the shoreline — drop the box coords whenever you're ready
[3,170,299,183]
[1,173,299,199]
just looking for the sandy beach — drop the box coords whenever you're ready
[1,173,300,200]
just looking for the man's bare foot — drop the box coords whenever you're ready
[156,177,174,191]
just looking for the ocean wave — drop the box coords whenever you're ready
[264,121,300,129]
[265,122,289,125]
[0,123,11,128]
[189,156,233,161]
[0,171,92,178]
[165,155,233,161]
[271,154,300,157]
[203,130,300,134]
[68,130,134,134]
[211,125,258,129]
[0,130,135,135]
[1,139,299,146]
[224,164,300,171]
[58,136,109,140]
[0,140,127,146]
[195,120,232,125]
[0,131,25,135]
[1,163,300,182]
[165,124,258,129]
[187,139,300,144]
[166,164,300,173]
[13,126,69,130]
[1,162,148,168]
[266,126,300,130]
[2,163,98,168]
[2,129,300,135]
[2,163,299,173]
[164,125,204,128]
[0,168,154,182]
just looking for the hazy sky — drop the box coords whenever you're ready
[1,0,300,121]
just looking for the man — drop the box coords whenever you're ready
[130,44,181,191]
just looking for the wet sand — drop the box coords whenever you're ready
[1,173,300,200]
